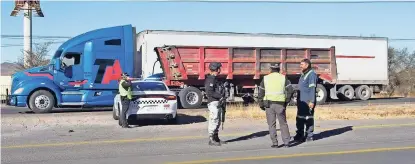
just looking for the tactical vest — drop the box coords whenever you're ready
[119,79,132,100]
[264,73,286,101]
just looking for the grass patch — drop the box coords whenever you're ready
[213,103,415,120]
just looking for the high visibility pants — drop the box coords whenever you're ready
[295,101,315,138]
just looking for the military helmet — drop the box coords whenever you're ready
[209,62,222,71]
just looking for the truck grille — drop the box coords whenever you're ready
[131,99,168,105]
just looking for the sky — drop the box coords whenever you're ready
[1,1,415,63]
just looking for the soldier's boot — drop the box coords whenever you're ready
[293,133,305,143]
[208,135,221,146]
[306,136,314,142]
[305,133,314,142]
[214,133,227,144]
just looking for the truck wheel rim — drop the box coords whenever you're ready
[316,89,324,102]
[35,95,50,109]
[186,92,198,105]
[345,90,353,98]
[360,88,369,97]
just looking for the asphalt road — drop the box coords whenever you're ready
[2,116,415,164]
[1,97,414,115]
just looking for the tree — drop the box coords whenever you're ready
[386,47,401,96]
[386,47,415,97]
[15,42,52,72]
[398,50,415,97]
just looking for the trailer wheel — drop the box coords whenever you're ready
[338,85,355,101]
[178,86,203,109]
[28,90,55,113]
[316,84,328,105]
[355,85,372,100]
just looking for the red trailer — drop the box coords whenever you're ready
[154,45,338,108]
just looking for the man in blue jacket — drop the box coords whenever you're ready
[294,59,318,142]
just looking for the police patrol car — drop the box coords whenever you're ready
[112,80,178,123]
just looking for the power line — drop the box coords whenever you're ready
[1,35,72,39]
[389,39,415,41]
[2,34,415,41]
[166,0,415,3]
[1,41,65,48]
[2,38,68,41]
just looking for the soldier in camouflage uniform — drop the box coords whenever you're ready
[204,62,227,146]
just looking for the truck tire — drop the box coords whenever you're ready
[316,84,328,105]
[28,90,55,113]
[178,86,203,109]
[338,85,355,101]
[355,85,372,100]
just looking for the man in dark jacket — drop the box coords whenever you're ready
[258,63,294,148]
[204,62,227,146]
[294,59,318,142]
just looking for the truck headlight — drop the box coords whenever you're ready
[14,88,24,94]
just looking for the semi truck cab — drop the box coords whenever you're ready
[7,25,137,113]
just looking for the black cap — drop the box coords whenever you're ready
[209,62,222,71]
[121,72,129,76]
[270,63,280,69]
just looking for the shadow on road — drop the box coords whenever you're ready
[313,126,353,141]
[128,114,207,127]
[178,102,208,109]
[225,130,269,143]
[224,126,353,147]
[224,130,304,148]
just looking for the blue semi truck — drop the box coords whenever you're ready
[7,25,141,113]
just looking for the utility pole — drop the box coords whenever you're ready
[10,0,44,68]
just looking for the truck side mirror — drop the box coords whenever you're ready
[54,59,62,71]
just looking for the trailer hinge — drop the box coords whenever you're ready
[170,63,178,68]
[167,54,175,60]
[162,46,172,52]
[173,72,182,78]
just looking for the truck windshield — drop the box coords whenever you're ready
[132,82,167,91]
[53,49,63,58]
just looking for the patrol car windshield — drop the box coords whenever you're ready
[132,82,167,91]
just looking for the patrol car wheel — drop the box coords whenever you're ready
[316,84,327,105]
[28,90,55,113]
[113,104,119,120]
[338,85,355,101]
[355,85,372,100]
[178,87,203,109]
